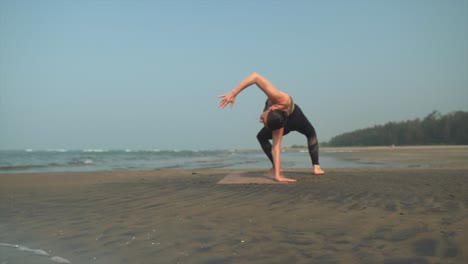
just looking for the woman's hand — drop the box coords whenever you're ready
[218,92,236,109]
[259,111,269,124]
[259,105,283,124]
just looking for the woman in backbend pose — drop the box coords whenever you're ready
[218,72,325,182]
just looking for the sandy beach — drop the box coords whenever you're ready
[1,146,467,264]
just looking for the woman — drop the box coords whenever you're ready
[218,72,325,182]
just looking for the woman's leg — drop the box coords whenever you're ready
[285,105,324,174]
[302,122,320,166]
[256,127,274,166]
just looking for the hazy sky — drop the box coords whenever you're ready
[1,0,467,150]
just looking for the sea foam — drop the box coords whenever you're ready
[0,243,71,263]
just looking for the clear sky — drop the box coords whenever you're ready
[1,0,467,150]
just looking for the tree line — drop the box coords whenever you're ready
[324,111,468,147]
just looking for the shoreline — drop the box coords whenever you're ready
[1,144,467,152]
[1,145,467,175]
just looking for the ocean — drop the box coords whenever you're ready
[0,148,371,174]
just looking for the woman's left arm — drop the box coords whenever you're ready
[271,128,284,179]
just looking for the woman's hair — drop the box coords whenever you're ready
[267,110,288,130]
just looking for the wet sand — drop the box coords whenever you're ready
[1,146,467,264]
[321,145,468,169]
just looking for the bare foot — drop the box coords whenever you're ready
[275,175,297,183]
[313,165,325,175]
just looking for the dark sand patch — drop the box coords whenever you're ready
[218,170,282,184]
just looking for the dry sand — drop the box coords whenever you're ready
[1,146,467,264]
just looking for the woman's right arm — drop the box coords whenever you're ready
[232,72,282,98]
[218,72,286,109]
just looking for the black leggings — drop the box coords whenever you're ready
[257,104,319,166]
